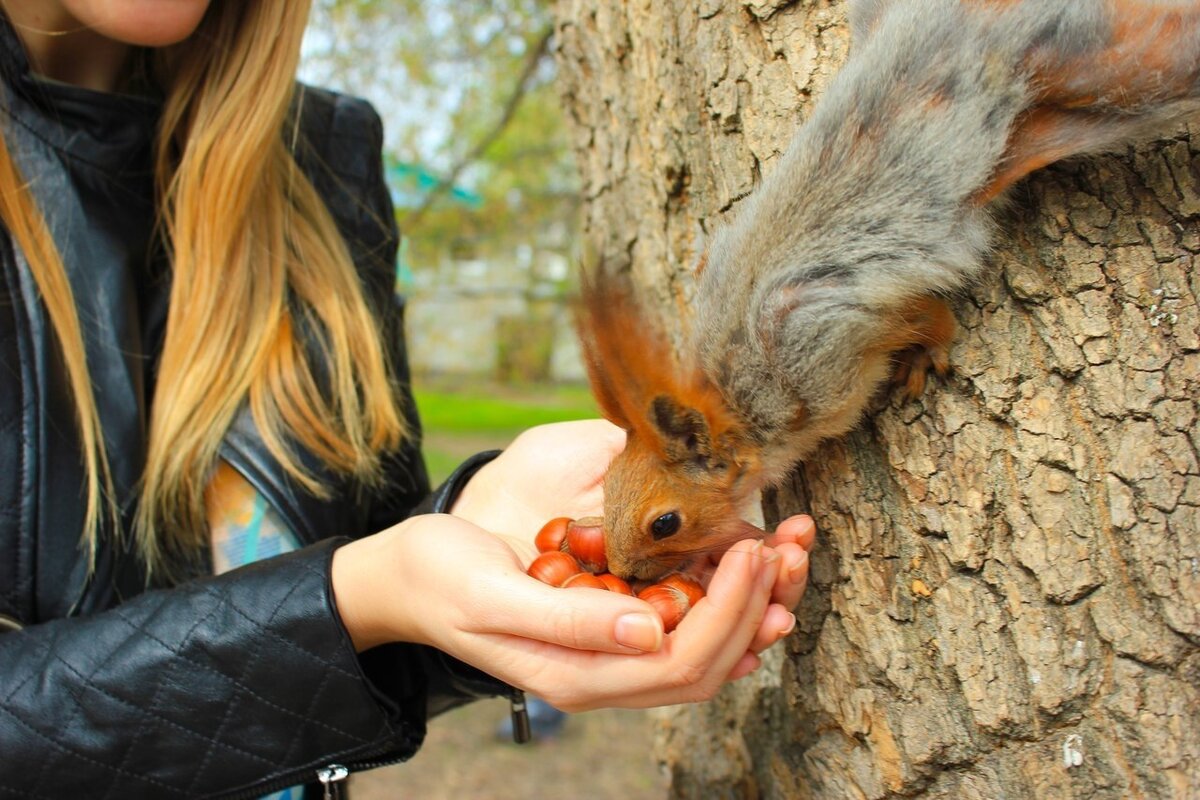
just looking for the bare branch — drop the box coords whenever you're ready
[401,25,554,229]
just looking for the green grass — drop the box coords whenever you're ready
[414,382,598,434]
[413,380,600,483]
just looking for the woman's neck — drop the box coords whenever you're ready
[1,2,130,92]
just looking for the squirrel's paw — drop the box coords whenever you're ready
[887,295,955,400]
[891,342,950,401]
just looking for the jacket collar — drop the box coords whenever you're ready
[0,11,162,170]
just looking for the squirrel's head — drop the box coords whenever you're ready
[577,269,763,581]
[601,395,763,580]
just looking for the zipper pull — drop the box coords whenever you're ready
[316,763,349,800]
[509,689,532,744]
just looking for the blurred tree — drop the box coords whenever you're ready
[302,0,579,279]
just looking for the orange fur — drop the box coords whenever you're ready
[576,270,747,463]
[576,269,765,579]
[978,0,1200,203]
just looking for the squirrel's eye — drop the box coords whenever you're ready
[651,512,682,540]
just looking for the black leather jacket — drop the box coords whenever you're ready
[0,22,501,799]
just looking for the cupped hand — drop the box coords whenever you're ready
[332,513,806,711]
[449,418,815,617]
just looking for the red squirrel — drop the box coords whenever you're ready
[578,0,1200,581]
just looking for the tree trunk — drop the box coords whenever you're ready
[551,1,1199,797]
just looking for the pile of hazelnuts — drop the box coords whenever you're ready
[527,516,705,632]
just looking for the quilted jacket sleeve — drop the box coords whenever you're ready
[0,540,425,798]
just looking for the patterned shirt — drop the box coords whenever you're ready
[207,461,304,800]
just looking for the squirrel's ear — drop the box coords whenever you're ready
[649,395,722,470]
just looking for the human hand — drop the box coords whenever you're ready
[331,513,812,710]
[449,418,814,618]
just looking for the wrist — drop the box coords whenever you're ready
[331,528,415,652]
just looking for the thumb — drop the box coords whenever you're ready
[470,571,666,655]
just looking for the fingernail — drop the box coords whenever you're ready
[779,612,797,637]
[788,551,809,585]
[615,613,663,652]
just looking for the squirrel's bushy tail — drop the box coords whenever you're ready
[975,0,1200,202]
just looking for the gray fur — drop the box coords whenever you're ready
[597,0,1200,579]
[691,0,1200,479]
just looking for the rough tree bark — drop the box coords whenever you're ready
[551,1,1199,797]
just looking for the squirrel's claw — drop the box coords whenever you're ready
[892,341,951,400]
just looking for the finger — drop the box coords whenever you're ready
[468,571,666,655]
[465,542,777,711]
[705,520,770,568]
[701,514,814,570]
[768,542,809,610]
[531,418,627,488]
[726,651,761,682]
[590,417,628,458]
[746,603,797,654]
[668,541,777,689]
[765,514,816,552]
[558,541,775,708]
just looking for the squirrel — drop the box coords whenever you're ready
[577,0,1200,581]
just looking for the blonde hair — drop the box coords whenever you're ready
[0,0,407,576]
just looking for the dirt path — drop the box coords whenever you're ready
[351,699,668,798]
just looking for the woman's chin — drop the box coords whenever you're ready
[69,0,213,48]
